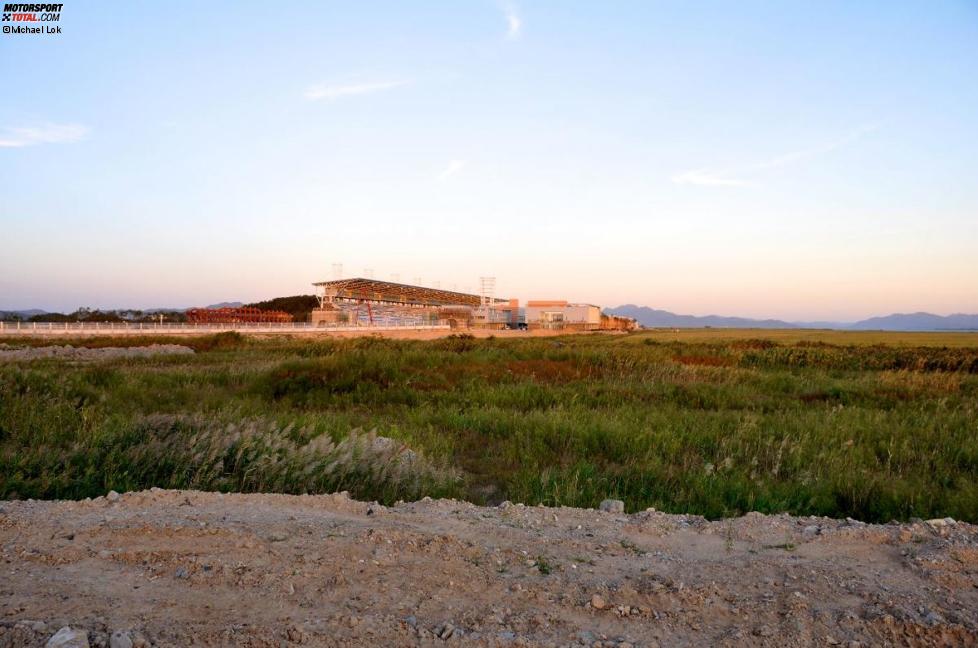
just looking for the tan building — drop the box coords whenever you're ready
[524,300,602,330]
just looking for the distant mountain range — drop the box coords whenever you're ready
[844,312,978,331]
[202,302,243,309]
[0,309,47,319]
[607,307,797,329]
[607,305,978,332]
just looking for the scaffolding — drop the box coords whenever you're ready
[186,307,293,324]
[311,276,513,328]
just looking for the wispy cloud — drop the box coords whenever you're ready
[670,170,748,187]
[502,3,522,39]
[304,80,410,102]
[749,124,881,172]
[671,124,880,188]
[436,159,466,182]
[0,123,89,148]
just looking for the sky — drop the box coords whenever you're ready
[1,1,976,321]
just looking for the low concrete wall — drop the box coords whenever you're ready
[0,321,451,336]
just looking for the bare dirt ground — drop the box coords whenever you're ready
[1,490,976,648]
[0,344,194,362]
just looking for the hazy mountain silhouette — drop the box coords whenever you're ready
[608,305,799,329]
[0,309,47,319]
[846,312,978,331]
[608,305,978,331]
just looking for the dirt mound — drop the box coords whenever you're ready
[0,344,194,362]
[1,490,976,646]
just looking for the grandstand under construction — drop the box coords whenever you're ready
[308,276,636,331]
[311,277,518,329]
[178,275,635,331]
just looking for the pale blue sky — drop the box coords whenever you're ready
[2,1,976,319]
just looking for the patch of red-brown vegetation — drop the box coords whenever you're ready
[871,385,914,402]
[672,355,736,367]
[505,359,592,383]
[408,359,593,390]
[730,339,779,350]
[405,362,503,391]
[799,391,839,403]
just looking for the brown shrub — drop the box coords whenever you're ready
[672,355,735,367]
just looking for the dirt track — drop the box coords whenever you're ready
[1,490,976,647]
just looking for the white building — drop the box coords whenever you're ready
[524,300,601,330]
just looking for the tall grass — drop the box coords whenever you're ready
[1,332,977,521]
[0,404,457,503]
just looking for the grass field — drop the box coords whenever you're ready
[630,328,978,347]
[2,329,977,522]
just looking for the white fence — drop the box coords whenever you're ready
[0,321,451,336]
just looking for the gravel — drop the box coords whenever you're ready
[0,489,975,646]
[598,499,625,514]
[45,627,89,648]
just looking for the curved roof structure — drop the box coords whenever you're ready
[313,278,506,308]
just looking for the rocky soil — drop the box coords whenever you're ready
[1,490,976,647]
[0,345,194,362]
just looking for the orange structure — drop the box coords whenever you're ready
[185,307,293,324]
[600,313,638,331]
